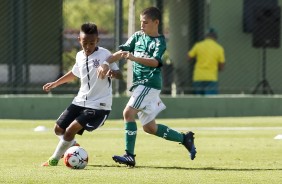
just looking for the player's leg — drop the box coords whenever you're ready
[143,120,183,143]
[112,106,138,167]
[51,121,83,158]
[141,117,197,160]
[42,104,82,166]
[44,108,109,167]
[138,89,197,160]
[54,104,82,146]
[123,106,139,155]
[112,86,150,167]
[43,121,83,166]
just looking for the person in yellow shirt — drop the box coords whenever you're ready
[188,28,225,95]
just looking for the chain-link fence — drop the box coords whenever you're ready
[1,0,282,95]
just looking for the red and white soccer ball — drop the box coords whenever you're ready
[64,146,88,169]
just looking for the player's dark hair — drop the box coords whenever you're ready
[80,22,98,35]
[141,7,161,22]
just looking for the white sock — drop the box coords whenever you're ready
[57,135,63,140]
[51,139,74,160]
[57,135,77,146]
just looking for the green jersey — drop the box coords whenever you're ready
[119,31,166,90]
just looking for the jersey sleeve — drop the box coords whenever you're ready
[119,32,137,52]
[153,37,166,64]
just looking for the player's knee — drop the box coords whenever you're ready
[123,108,134,121]
[54,125,64,135]
[143,125,156,135]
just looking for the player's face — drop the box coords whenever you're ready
[140,14,159,36]
[78,33,99,56]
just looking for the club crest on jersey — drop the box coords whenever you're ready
[148,41,156,52]
[91,59,100,68]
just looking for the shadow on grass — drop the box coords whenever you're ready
[88,164,282,171]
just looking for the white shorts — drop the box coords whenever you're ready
[127,85,166,125]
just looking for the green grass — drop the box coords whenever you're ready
[1,117,282,184]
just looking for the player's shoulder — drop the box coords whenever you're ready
[97,46,110,52]
[91,47,111,59]
[76,50,84,58]
[97,46,111,55]
[134,30,144,36]
[155,34,166,44]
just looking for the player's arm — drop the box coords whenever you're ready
[98,33,136,79]
[133,57,159,67]
[107,50,124,64]
[43,71,76,92]
[97,51,124,79]
[107,70,123,79]
[123,52,159,67]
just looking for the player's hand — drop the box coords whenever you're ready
[106,70,122,79]
[122,51,134,60]
[97,64,110,79]
[106,70,114,78]
[43,82,57,92]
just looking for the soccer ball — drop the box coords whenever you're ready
[63,146,88,169]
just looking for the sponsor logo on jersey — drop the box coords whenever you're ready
[148,41,156,51]
[132,79,148,86]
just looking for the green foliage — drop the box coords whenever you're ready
[63,0,160,33]
[1,117,282,184]
[64,0,115,33]
[62,49,79,85]
[62,49,77,72]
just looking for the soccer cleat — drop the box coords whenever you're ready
[41,157,59,166]
[182,131,197,160]
[112,152,136,167]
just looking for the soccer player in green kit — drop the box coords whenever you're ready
[98,7,196,167]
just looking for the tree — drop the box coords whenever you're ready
[63,0,156,34]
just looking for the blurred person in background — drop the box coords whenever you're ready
[188,28,225,95]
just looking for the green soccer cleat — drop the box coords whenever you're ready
[41,157,59,167]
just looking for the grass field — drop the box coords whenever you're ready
[1,117,282,184]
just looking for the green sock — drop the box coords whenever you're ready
[156,124,183,143]
[125,122,137,155]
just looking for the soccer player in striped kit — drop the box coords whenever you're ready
[98,7,197,167]
[42,22,122,166]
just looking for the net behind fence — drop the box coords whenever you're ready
[1,0,282,95]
